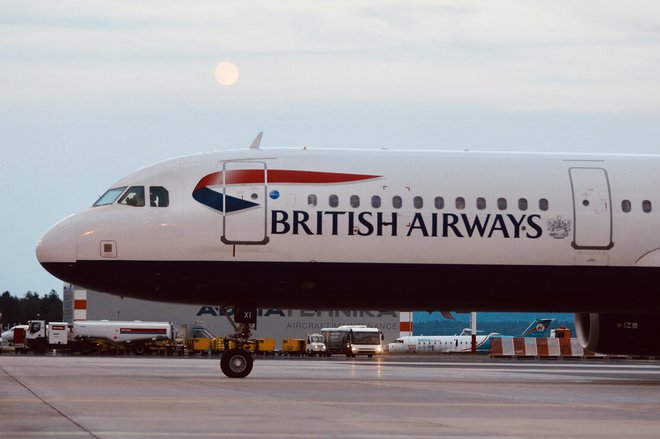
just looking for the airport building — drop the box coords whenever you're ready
[63,285,401,347]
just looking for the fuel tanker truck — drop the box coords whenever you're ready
[25,320,176,355]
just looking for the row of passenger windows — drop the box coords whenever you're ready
[622,199,652,213]
[93,186,169,208]
[308,194,656,213]
[308,195,550,211]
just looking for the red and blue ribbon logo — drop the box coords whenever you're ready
[193,169,381,213]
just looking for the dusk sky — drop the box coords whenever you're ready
[2,1,660,297]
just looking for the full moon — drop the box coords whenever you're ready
[215,61,239,86]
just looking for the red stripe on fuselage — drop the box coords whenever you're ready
[120,328,167,334]
[194,170,380,191]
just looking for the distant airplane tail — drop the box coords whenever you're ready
[520,318,553,337]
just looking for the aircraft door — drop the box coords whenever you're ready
[569,167,613,250]
[221,161,269,245]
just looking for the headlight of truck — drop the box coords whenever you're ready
[351,346,359,354]
[375,346,383,354]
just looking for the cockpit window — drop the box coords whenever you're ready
[118,186,145,207]
[149,186,169,207]
[93,187,127,207]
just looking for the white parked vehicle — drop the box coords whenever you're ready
[305,333,327,357]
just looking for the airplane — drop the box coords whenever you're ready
[386,318,553,353]
[1,324,28,346]
[36,133,660,377]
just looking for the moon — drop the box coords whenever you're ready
[215,62,239,86]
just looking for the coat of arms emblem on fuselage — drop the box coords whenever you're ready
[547,215,571,239]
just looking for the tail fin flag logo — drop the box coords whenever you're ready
[521,318,553,337]
[193,169,380,213]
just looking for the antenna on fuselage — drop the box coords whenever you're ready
[249,132,263,150]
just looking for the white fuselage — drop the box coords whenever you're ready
[36,147,660,312]
[387,334,494,354]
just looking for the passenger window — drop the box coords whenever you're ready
[643,200,652,213]
[539,198,549,211]
[621,200,631,213]
[308,194,317,207]
[393,196,402,209]
[518,198,528,211]
[119,186,145,207]
[455,197,465,210]
[497,198,507,210]
[476,197,486,210]
[329,195,339,208]
[414,196,423,209]
[434,197,444,209]
[149,187,169,207]
[350,195,360,208]
[371,195,381,208]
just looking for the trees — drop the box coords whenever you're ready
[0,291,63,328]
[0,291,21,327]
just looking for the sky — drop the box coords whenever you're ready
[2,1,660,297]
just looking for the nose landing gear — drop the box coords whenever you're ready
[221,349,253,378]
[218,306,257,378]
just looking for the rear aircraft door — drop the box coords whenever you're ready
[569,167,613,250]
[221,161,269,245]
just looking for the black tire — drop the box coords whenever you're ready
[133,344,146,355]
[220,349,253,378]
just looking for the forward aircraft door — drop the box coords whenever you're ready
[569,167,613,250]
[221,161,269,245]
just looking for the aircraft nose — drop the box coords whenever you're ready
[36,217,77,264]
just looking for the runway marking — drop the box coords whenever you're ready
[0,434,444,439]
[1,397,658,411]
[0,365,101,439]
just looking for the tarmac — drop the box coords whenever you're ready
[1,354,660,438]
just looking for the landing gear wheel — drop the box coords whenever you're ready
[221,349,253,378]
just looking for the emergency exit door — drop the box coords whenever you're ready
[221,161,269,245]
[569,167,613,250]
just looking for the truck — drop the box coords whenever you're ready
[25,320,176,355]
[321,325,384,358]
[305,333,327,357]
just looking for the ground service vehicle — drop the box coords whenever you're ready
[305,333,327,357]
[35,134,660,377]
[322,325,384,357]
[25,320,175,355]
[282,338,305,356]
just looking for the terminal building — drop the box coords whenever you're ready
[63,285,404,347]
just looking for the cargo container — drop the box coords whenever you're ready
[282,338,306,356]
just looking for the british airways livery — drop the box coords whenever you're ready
[36,134,660,377]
